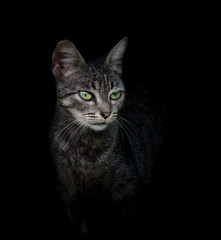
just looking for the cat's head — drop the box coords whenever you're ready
[52,37,128,131]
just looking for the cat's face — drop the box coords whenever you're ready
[52,37,128,131]
[57,64,125,131]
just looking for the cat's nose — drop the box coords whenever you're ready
[100,112,111,119]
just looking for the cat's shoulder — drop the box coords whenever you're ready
[122,83,169,128]
[123,83,162,111]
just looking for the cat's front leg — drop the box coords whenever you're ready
[110,176,142,227]
[66,196,89,235]
[67,200,82,229]
[57,183,84,234]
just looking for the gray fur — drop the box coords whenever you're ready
[49,37,167,233]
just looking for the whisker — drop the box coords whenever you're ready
[54,122,64,129]
[118,116,139,132]
[111,116,117,120]
[72,123,88,149]
[59,120,80,145]
[113,121,125,142]
[61,120,84,150]
[56,119,79,139]
[83,113,95,116]
[117,117,136,137]
[85,117,99,120]
[115,119,134,151]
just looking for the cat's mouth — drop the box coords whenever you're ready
[87,121,109,131]
[92,122,106,126]
[85,117,116,131]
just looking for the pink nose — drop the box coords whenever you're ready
[100,112,111,119]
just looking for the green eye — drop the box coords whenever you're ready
[79,91,93,101]
[110,91,121,100]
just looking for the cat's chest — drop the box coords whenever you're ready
[67,145,111,179]
[70,141,108,162]
[60,151,110,193]
[56,133,122,191]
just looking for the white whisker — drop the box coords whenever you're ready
[117,117,136,138]
[115,119,134,151]
[56,119,79,139]
[64,120,88,150]
[113,121,125,142]
[118,116,139,133]
[59,120,80,146]
[74,123,88,149]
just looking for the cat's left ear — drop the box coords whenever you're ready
[52,40,86,79]
[105,37,128,74]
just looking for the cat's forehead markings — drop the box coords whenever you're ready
[89,65,98,90]
[113,82,119,88]
[89,64,108,91]
[110,81,114,90]
[91,82,96,90]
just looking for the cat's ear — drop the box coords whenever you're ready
[52,40,86,78]
[105,37,128,74]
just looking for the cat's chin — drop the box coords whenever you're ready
[89,123,109,131]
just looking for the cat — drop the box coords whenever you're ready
[49,37,168,236]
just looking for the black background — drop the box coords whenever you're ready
[0,3,206,239]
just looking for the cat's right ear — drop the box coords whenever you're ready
[52,40,86,79]
[105,37,128,75]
